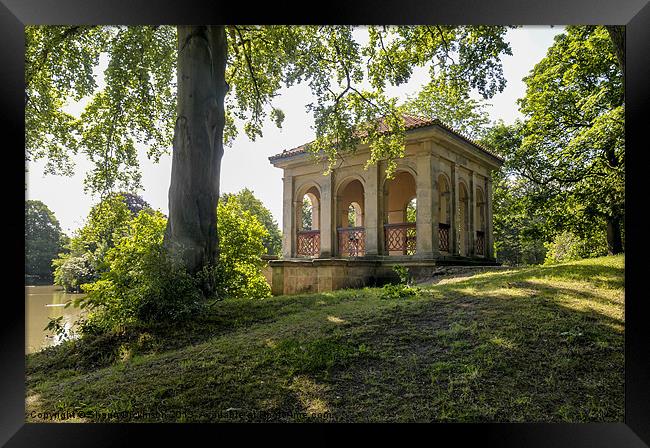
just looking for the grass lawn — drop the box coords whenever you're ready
[25,255,624,423]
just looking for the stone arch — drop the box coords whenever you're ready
[383,169,417,255]
[295,182,321,231]
[336,177,366,256]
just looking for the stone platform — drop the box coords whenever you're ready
[269,256,499,295]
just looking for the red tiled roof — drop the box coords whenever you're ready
[268,114,503,163]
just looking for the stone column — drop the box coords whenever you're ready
[364,164,380,257]
[486,174,495,259]
[415,144,438,258]
[319,172,334,258]
[450,162,458,255]
[282,174,295,258]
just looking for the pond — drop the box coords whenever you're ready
[25,285,85,354]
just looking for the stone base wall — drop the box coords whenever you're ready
[270,256,499,295]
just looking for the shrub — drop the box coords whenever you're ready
[52,252,97,292]
[76,196,272,334]
[79,209,203,333]
[544,230,609,265]
[379,265,418,299]
[216,196,272,300]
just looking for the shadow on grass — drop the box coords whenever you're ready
[25,257,624,423]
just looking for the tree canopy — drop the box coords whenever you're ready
[27,24,516,277]
[221,188,281,255]
[514,25,624,254]
[25,200,67,282]
[26,25,513,192]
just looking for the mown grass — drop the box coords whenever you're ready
[25,255,624,423]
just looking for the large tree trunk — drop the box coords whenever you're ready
[163,26,228,278]
[606,214,624,255]
[606,25,625,74]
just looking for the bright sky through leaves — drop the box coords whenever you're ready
[26,25,564,235]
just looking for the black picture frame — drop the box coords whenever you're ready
[3,0,649,445]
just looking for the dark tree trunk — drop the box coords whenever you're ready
[163,26,228,277]
[606,25,625,74]
[606,214,624,255]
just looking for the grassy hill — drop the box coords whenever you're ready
[26,255,624,423]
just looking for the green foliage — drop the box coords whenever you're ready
[380,265,418,299]
[25,200,67,282]
[544,230,608,265]
[301,196,313,230]
[393,265,410,285]
[221,188,281,255]
[52,252,96,292]
[26,26,176,193]
[53,193,134,291]
[78,209,203,333]
[515,26,624,253]
[27,25,514,193]
[216,196,272,300]
[406,198,417,223]
[400,77,491,139]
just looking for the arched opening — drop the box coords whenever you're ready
[336,179,365,257]
[475,187,486,256]
[458,182,469,256]
[296,186,321,257]
[438,174,451,252]
[384,170,417,255]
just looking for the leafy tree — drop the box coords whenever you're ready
[221,188,281,255]
[27,25,515,290]
[118,192,151,215]
[400,77,491,139]
[480,122,546,265]
[25,200,67,282]
[515,26,624,254]
[74,196,271,332]
[217,195,271,299]
[53,193,133,290]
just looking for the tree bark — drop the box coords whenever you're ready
[163,26,228,277]
[606,214,624,255]
[606,25,625,74]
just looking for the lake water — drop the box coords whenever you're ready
[25,285,85,354]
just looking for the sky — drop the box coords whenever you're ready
[26,25,564,236]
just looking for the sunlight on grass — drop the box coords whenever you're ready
[290,375,330,414]
[326,315,346,324]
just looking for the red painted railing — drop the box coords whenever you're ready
[384,223,417,255]
[438,223,450,252]
[297,230,320,257]
[338,227,366,257]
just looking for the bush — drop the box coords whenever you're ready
[52,252,97,292]
[544,230,609,265]
[79,210,203,333]
[75,196,271,334]
[215,196,272,300]
[379,265,419,299]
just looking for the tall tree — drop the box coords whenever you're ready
[25,200,67,282]
[515,26,624,254]
[400,77,491,139]
[221,188,282,255]
[26,25,514,286]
